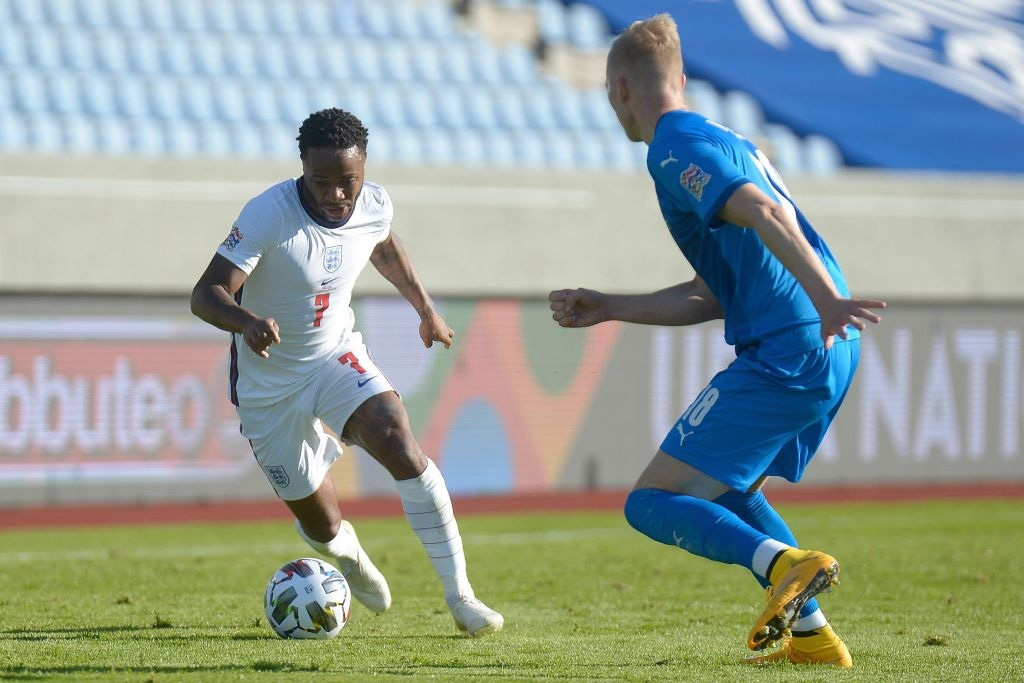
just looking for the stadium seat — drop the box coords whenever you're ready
[484,131,519,168]
[46,73,83,116]
[255,42,290,81]
[553,89,587,130]
[60,31,97,72]
[205,2,238,34]
[27,30,61,69]
[128,35,162,76]
[0,27,28,68]
[27,115,63,153]
[267,2,301,37]
[803,135,844,174]
[542,130,576,169]
[196,120,231,157]
[493,88,530,131]
[464,89,500,130]
[80,74,118,117]
[94,33,130,73]
[213,81,248,125]
[285,40,324,82]
[0,113,28,150]
[180,79,216,122]
[762,124,803,174]
[535,0,569,45]
[565,2,610,52]
[141,0,175,32]
[246,87,281,126]
[405,88,440,129]
[299,2,333,38]
[373,89,406,128]
[114,77,151,119]
[174,0,207,33]
[237,1,270,34]
[162,119,200,158]
[44,0,77,27]
[685,79,724,125]
[276,83,311,129]
[192,41,227,78]
[146,79,183,121]
[130,119,166,156]
[62,115,98,155]
[443,43,475,85]
[225,41,259,80]
[260,122,298,159]
[470,42,505,86]
[434,88,469,128]
[419,1,456,39]
[510,130,547,167]
[722,90,765,138]
[379,43,416,84]
[11,0,47,25]
[230,126,265,159]
[108,0,144,30]
[408,43,445,85]
[77,0,112,29]
[502,44,539,86]
[347,42,384,83]
[522,89,558,130]
[379,128,425,165]
[95,117,132,155]
[420,129,457,166]
[11,71,48,115]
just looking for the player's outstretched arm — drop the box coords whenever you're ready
[549,277,722,328]
[190,253,280,358]
[370,231,454,349]
[717,183,885,348]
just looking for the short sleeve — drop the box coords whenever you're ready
[648,134,751,227]
[368,184,394,244]
[215,195,282,274]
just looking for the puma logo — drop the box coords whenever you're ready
[676,422,694,446]
[660,150,678,168]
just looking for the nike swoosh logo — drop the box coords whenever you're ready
[321,277,340,287]
[356,376,378,387]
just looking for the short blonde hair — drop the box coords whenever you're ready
[607,13,684,83]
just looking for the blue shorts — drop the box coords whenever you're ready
[659,337,860,492]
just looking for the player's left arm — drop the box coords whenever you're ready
[717,183,886,348]
[370,230,454,349]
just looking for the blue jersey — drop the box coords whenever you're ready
[647,110,855,355]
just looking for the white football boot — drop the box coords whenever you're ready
[448,595,504,637]
[335,520,392,613]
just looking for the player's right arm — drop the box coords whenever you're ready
[190,253,280,359]
[549,276,722,328]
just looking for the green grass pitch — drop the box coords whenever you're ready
[0,499,1021,681]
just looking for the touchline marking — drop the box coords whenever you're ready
[0,528,628,563]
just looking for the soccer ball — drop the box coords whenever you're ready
[264,558,352,639]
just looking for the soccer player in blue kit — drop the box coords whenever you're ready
[548,14,885,667]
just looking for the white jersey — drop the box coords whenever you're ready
[216,178,392,407]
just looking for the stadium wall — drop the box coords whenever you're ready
[1,155,1023,506]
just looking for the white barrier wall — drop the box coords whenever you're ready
[2,154,1023,299]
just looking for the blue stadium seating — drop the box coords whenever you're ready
[0,0,839,173]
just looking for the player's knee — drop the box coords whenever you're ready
[623,488,662,533]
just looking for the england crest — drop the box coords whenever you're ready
[324,246,343,273]
[264,465,290,488]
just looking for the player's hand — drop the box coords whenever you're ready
[817,296,886,349]
[419,309,454,349]
[243,317,281,358]
[549,288,608,328]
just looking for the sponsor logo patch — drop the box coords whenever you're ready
[324,245,343,273]
[680,163,711,201]
[221,226,243,251]
[264,465,290,488]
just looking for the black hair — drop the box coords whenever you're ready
[296,108,369,158]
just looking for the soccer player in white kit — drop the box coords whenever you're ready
[190,108,503,636]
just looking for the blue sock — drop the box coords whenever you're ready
[623,488,769,569]
[713,488,820,617]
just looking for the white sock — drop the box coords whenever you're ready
[394,459,473,603]
[792,608,828,632]
[752,538,791,580]
[294,519,359,562]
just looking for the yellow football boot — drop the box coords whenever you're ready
[743,625,853,667]
[747,549,840,651]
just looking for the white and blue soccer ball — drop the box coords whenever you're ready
[264,558,352,639]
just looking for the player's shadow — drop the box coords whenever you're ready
[0,664,325,680]
[0,625,276,642]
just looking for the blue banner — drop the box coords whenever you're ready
[581,0,1024,173]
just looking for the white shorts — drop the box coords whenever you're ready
[236,342,396,501]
